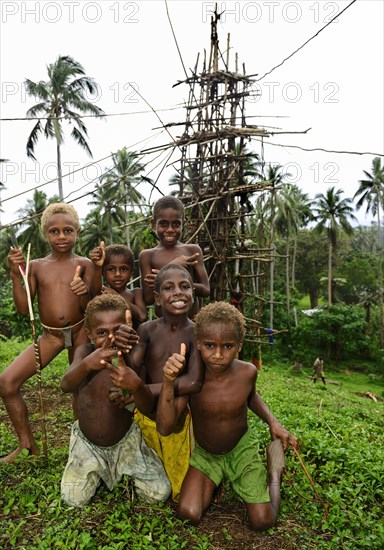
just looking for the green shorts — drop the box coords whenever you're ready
[189,429,270,504]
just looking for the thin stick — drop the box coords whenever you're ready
[24,244,48,463]
[289,445,329,522]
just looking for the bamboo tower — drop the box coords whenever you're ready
[171,8,273,304]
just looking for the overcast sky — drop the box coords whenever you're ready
[1,0,383,227]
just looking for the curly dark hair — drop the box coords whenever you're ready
[84,293,129,330]
[153,196,184,221]
[104,244,134,269]
[194,301,246,342]
[154,263,193,294]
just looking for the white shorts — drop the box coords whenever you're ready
[61,420,171,507]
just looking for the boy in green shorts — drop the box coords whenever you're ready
[157,301,298,531]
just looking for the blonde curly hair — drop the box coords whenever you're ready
[41,203,80,234]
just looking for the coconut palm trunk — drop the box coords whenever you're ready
[56,141,63,200]
[353,157,384,347]
[286,242,291,326]
[376,208,383,347]
[328,234,333,306]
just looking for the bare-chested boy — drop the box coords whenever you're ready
[90,242,147,329]
[113,263,203,500]
[0,203,94,462]
[139,196,210,317]
[60,293,170,507]
[157,302,298,532]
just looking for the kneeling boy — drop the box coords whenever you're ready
[60,294,170,507]
[157,301,297,532]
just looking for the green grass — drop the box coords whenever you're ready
[297,295,327,310]
[1,339,384,549]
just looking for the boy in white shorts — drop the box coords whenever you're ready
[60,293,170,507]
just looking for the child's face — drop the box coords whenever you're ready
[104,255,132,292]
[44,213,79,253]
[155,268,194,315]
[197,322,242,374]
[152,207,183,247]
[86,309,126,349]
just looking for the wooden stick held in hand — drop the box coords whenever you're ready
[25,244,48,463]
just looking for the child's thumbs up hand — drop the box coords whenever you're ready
[115,308,139,353]
[90,241,105,267]
[70,265,88,296]
[163,343,186,382]
[72,265,82,281]
[125,309,132,327]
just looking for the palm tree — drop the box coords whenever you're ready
[169,163,201,198]
[79,210,121,255]
[354,157,384,346]
[88,184,126,245]
[25,55,105,200]
[99,149,146,248]
[275,184,312,325]
[313,187,357,306]
[263,164,291,330]
[351,224,377,255]
[16,190,52,258]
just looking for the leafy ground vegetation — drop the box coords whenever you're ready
[0,339,383,549]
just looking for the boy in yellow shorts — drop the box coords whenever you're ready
[114,264,203,500]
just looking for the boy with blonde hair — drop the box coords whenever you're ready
[0,203,93,462]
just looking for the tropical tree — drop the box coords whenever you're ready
[313,187,357,306]
[169,163,201,198]
[87,184,126,245]
[79,210,120,256]
[262,164,291,330]
[25,55,105,200]
[16,190,52,258]
[295,229,328,308]
[99,149,146,248]
[351,223,377,255]
[353,157,384,346]
[275,184,312,324]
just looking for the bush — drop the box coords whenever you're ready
[291,305,370,362]
[0,269,31,339]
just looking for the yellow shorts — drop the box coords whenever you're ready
[134,409,192,501]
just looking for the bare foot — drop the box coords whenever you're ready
[266,439,285,481]
[0,446,39,463]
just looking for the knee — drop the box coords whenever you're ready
[247,504,275,532]
[178,501,203,525]
[0,372,15,398]
[248,515,275,532]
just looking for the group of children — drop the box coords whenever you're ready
[1,196,297,532]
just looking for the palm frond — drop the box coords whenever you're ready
[26,121,43,159]
[71,127,92,156]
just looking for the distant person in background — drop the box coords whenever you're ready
[313,356,326,385]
